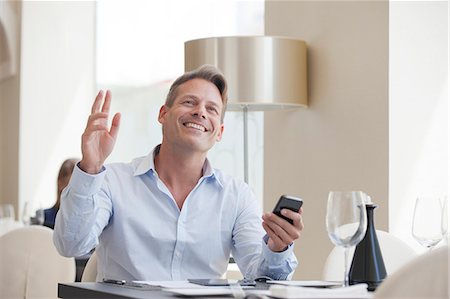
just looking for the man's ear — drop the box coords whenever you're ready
[216,124,224,142]
[158,105,168,124]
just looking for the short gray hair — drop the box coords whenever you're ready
[165,65,228,122]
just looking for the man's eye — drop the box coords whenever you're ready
[207,107,218,114]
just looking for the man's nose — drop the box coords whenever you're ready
[192,105,207,119]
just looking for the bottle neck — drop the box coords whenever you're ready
[365,204,377,229]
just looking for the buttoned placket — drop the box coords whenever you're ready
[171,208,186,280]
[169,176,208,280]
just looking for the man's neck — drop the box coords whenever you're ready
[154,143,207,209]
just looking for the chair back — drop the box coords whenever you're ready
[81,250,98,282]
[0,220,23,237]
[0,225,75,299]
[374,245,448,298]
[322,230,417,281]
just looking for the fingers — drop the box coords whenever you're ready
[83,112,121,140]
[295,208,304,230]
[263,216,294,245]
[91,89,112,114]
[283,208,304,230]
[109,113,121,140]
[86,90,118,136]
[262,219,291,252]
[263,213,297,243]
[102,90,112,114]
[262,209,304,251]
[265,210,302,232]
[91,90,104,114]
[262,222,284,245]
[80,89,118,175]
[84,112,109,132]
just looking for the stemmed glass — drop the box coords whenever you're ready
[326,191,367,287]
[0,204,16,235]
[442,196,449,244]
[22,202,44,226]
[0,204,15,223]
[412,197,445,250]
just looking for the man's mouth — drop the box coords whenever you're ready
[184,122,208,132]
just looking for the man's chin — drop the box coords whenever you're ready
[183,139,215,153]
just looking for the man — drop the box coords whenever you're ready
[54,65,304,281]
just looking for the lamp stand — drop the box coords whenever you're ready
[243,105,249,184]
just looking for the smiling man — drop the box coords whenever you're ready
[53,65,303,282]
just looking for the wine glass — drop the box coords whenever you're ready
[326,191,367,287]
[442,196,449,244]
[22,202,45,226]
[412,197,445,250]
[0,204,15,223]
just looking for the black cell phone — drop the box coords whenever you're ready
[272,195,303,225]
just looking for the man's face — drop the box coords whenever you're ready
[158,78,224,153]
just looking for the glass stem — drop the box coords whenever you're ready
[344,246,350,287]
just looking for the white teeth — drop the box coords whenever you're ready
[185,122,206,132]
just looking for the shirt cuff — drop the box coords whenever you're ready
[70,163,107,195]
[262,234,295,264]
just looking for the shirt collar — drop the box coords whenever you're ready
[133,144,223,188]
[133,145,159,176]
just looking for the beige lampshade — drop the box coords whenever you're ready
[185,36,308,111]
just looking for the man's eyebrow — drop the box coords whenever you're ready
[206,100,221,109]
[180,94,199,100]
[179,94,222,109]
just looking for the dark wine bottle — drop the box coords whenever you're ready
[349,203,386,291]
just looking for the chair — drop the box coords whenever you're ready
[0,225,76,299]
[322,230,417,281]
[374,245,448,298]
[81,250,98,282]
[0,220,23,237]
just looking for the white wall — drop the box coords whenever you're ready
[265,1,389,279]
[389,1,448,252]
[19,1,95,213]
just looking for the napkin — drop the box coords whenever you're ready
[269,284,371,299]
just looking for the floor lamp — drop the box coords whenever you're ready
[185,36,308,184]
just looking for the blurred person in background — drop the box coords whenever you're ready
[43,158,78,229]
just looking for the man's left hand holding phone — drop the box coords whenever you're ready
[262,195,304,252]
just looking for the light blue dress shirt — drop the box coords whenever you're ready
[53,146,297,281]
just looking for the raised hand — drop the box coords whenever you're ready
[79,90,121,174]
[262,207,304,252]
